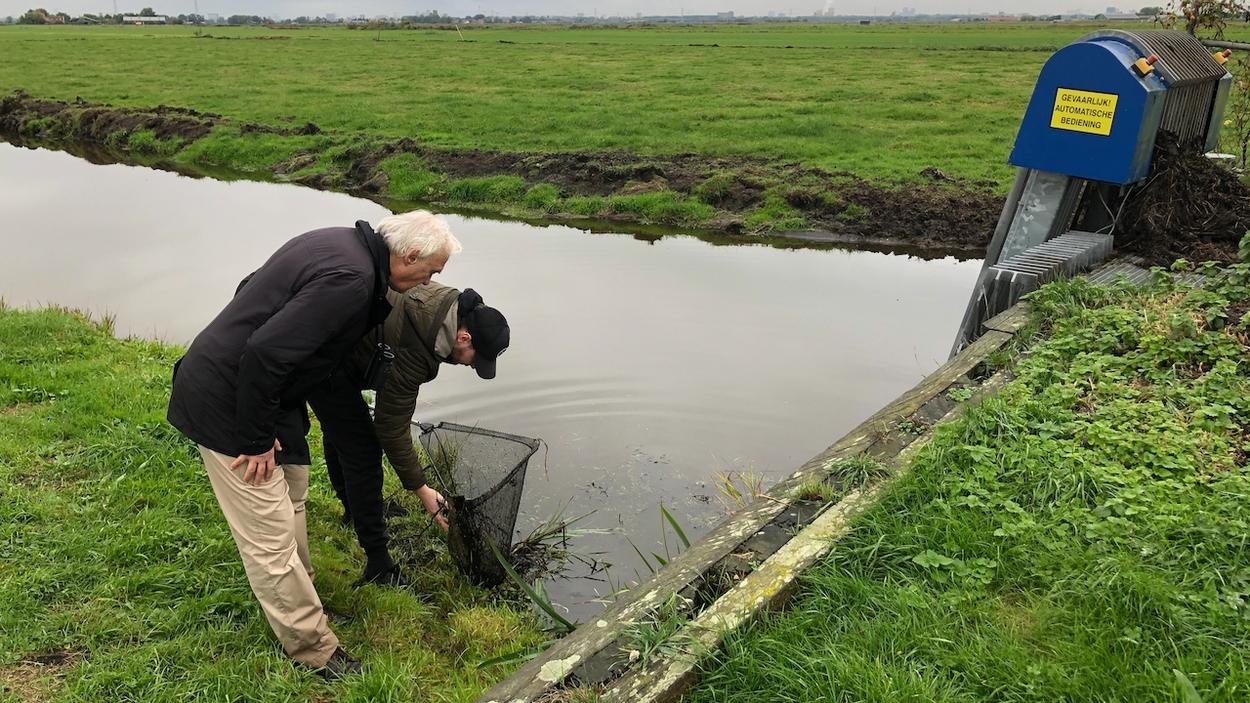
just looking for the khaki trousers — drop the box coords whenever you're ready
[199,446,339,667]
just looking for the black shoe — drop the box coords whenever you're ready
[312,647,363,680]
[339,512,353,528]
[363,564,409,588]
[323,605,353,626]
[382,499,410,519]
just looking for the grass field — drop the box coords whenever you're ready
[684,269,1250,702]
[0,21,1141,185]
[0,307,544,702]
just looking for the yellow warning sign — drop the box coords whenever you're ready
[1050,88,1118,136]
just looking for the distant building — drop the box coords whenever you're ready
[718,11,734,18]
[326,12,336,20]
[985,15,1020,20]
[123,15,167,23]
[1104,12,1143,19]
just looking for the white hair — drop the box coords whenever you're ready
[375,210,463,259]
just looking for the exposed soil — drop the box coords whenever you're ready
[317,137,1000,251]
[0,650,80,703]
[1226,298,1250,328]
[0,92,222,143]
[1114,135,1250,267]
[0,91,1000,253]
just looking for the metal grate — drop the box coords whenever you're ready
[1084,29,1228,143]
[1130,30,1228,87]
[963,232,1114,350]
[990,231,1115,281]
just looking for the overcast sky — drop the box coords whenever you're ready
[0,0,1138,20]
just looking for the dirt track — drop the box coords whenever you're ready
[0,91,1001,252]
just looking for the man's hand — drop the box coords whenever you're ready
[415,484,449,532]
[231,439,283,486]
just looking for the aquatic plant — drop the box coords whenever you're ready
[712,465,766,513]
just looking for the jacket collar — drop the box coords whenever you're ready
[354,220,393,329]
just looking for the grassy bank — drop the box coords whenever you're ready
[0,22,1088,184]
[0,21,1129,239]
[685,269,1250,702]
[0,307,543,702]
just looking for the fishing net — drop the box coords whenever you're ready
[417,422,539,586]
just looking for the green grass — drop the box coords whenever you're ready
[175,126,329,172]
[744,192,807,232]
[0,307,544,702]
[607,190,715,223]
[0,22,1178,186]
[520,183,562,213]
[686,270,1250,702]
[447,174,528,205]
[378,152,444,200]
[564,195,609,216]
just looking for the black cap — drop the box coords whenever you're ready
[459,289,509,380]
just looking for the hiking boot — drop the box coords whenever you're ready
[312,647,363,680]
[362,564,409,589]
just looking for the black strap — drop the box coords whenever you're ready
[354,221,392,329]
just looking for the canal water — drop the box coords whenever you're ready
[0,142,982,618]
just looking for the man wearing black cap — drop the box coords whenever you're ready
[306,281,509,586]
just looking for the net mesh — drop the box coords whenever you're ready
[418,422,538,586]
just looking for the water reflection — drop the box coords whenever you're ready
[0,142,982,618]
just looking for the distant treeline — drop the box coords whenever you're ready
[3,7,1166,26]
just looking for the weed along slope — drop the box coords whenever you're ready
[0,309,545,701]
[0,22,1117,247]
[679,272,1250,702]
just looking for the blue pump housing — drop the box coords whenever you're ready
[1009,38,1166,185]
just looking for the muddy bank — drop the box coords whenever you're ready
[0,91,998,253]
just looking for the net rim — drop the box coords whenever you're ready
[417,421,539,504]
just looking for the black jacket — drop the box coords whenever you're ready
[167,222,392,464]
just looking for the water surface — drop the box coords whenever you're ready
[0,142,982,617]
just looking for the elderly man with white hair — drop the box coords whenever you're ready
[167,210,461,679]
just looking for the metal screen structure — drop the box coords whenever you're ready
[417,422,539,586]
[952,30,1232,356]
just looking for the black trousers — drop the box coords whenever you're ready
[306,375,394,574]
